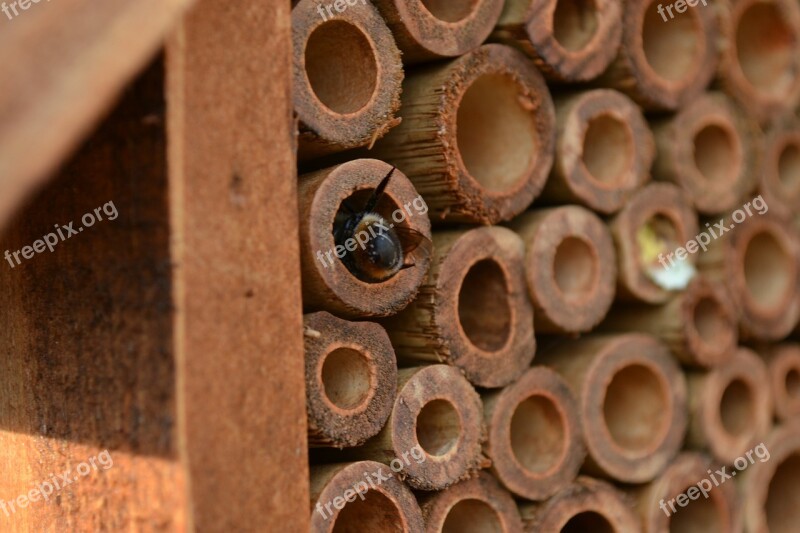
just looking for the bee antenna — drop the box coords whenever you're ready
[363,166,396,213]
[399,262,416,270]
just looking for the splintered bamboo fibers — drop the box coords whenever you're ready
[493,0,622,82]
[541,89,654,214]
[538,335,687,483]
[685,348,771,464]
[759,118,800,221]
[383,226,534,388]
[298,159,432,318]
[310,461,424,532]
[600,277,737,368]
[371,0,503,63]
[718,0,800,124]
[652,92,758,215]
[292,0,402,159]
[763,344,800,421]
[511,207,616,334]
[482,367,585,501]
[518,477,640,532]
[611,183,699,304]
[417,472,524,533]
[740,422,800,533]
[599,0,718,110]
[634,453,740,533]
[303,312,397,448]
[370,44,555,224]
[698,213,800,340]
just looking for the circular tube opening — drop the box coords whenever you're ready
[669,486,724,533]
[442,499,503,533]
[582,114,634,187]
[457,74,538,192]
[692,297,730,348]
[561,511,614,533]
[421,0,479,22]
[603,364,669,453]
[416,399,462,456]
[743,231,793,309]
[693,124,738,183]
[321,348,373,410]
[778,142,800,192]
[642,0,700,82]
[458,259,512,352]
[305,21,378,114]
[719,379,755,437]
[554,237,598,298]
[736,3,797,97]
[786,368,800,400]
[332,489,403,533]
[766,453,800,532]
[553,0,599,51]
[510,395,567,474]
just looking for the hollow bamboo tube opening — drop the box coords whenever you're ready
[298,159,432,318]
[310,461,424,532]
[759,119,800,220]
[483,367,585,501]
[763,344,800,421]
[304,312,397,448]
[384,226,534,388]
[652,93,756,215]
[370,44,555,224]
[686,348,771,463]
[511,207,616,333]
[418,472,524,533]
[292,0,403,159]
[370,0,503,64]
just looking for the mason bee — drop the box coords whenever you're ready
[333,166,430,283]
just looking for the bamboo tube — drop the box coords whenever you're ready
[717,0,800,124]
[651,92,759,215]
[303,312,397,448]
[482,367,585,501]
[685,347,772,464]
[417,472,524,533]
[518,476,640,532]
[292,0,403,159]
[633,453,740,532]
[758,117,800,221]
[383,226,535,388]
[369,44,555,224]
[599,276,738,368]
[370,0,503,64]
[611,183,699,304]
[697,212,800,340]
[492,0,623,82]
[537,334,687,483]
[761,344,800,421]
[510,206,616,334]
[298,159,432,318]
[540,89,654,214]
[739,422,800,533]
[598,0,719,110]
[310,460,425,532]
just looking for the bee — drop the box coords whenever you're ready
[333,166,430,283]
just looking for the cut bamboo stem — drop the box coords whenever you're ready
[537,334,687,483]
[758,117,800,221]
[761,344,800,421]
[600,276,738,368]
[292,0,403,159]
[298,159,432,318]
[370,44,555,224]
[540,89,654,214]
[310,461,425,532]
[303,312,397,448]
[417,472,524,533]
[482,367,585,501]
[685,347,772,464]
[383,226,535,388]
[510,206,616,334]
[493,0,623,82]
[371,0,504,64]
[651,92,758,215]
[518,476,639,532]
[598,0,719,110]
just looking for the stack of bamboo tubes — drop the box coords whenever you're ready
[293,0,800,531]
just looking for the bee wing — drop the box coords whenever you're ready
[394,226,432,255]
